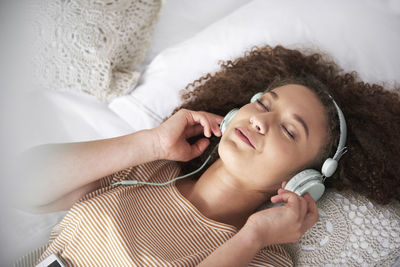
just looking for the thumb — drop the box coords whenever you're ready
[190,138,210,159]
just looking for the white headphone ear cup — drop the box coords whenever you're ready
[220,109,239,134]
[250,92,264,103]
[321,158,338,177]
[284,169,325,201]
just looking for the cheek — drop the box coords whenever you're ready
[258,140,300,177]
[263,142,297,164]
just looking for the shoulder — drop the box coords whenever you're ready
[81,160,181,202]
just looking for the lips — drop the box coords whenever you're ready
[235,127,256,149]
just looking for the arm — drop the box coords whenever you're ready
[14,109,223,213]
[198,189,319,267]
[14,129,159,212]
[198,224,263,267]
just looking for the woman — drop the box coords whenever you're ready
[15,45,400,266]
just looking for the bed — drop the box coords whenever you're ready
[1,0,400,266]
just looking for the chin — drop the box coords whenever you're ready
[218,137,248,175]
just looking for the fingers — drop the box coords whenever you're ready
[210,117,223,137]
[272,190,308,220]
[273,190,299,207]
[272,190,319,231]
[270,188,285,203]
[270,181,287,202]
[184,125,204,139]
[270,187,290,203]
[190,138,210,159]
[184,110,223,138]
[159,109,223,162]
[302,193,319,230]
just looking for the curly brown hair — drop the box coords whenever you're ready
[170,45,400,205]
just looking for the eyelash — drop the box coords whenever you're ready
[256,99,296,141]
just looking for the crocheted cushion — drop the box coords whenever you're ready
[282,188,400,266]
[29,0,162,102]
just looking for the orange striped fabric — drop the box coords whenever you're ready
[36,160,293,266]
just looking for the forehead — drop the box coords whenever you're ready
[267,84,324,111]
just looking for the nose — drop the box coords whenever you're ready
[250,115,268,135]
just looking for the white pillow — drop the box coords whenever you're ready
[109,0,400,131]
[29,0,162,102]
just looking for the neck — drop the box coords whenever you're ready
[177,159,269,229]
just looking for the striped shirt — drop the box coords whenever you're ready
[36,160,293,266]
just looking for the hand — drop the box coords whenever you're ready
[244,182,319,248]
[153,109,223,162]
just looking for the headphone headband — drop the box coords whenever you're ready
[329,97,347,162]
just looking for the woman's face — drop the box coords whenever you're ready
[218,84,328,194]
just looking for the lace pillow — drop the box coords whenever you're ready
[29,0,162,102]
[282,188,400,266]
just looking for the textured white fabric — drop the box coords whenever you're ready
[282,189,400,266]
[29,0,162,102]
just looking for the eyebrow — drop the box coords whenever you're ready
[269,91,279,100]
[267,91,309,139]
[293,114,309,139]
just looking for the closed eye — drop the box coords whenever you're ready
[256,99,269,111]
[283,126,295,140]
[256,99,296,141]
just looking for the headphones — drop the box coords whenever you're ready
[219,91,347,202]
[113,91,347,203]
